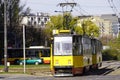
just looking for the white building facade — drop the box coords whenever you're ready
[21,12,50,28]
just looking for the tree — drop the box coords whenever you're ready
[109,33,120,50]
[74,26,83,35]
[7,0,29,48]
[0,0,27,48]
[45,14,63,39]
[22,7,31,15]
[46,14,77,36]
[85,20,100,37]
[74,19,100,37]
[47,15,63,29]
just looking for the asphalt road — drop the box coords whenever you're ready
[1,61,120,80]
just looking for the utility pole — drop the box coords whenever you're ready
[4,0,8,72]
[23,25,26,73]
[57,2,76,29]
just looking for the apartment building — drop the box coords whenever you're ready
[92,16,113,38]
[100,14,119,37]
[77,15,113,38]
[21,12,50,28]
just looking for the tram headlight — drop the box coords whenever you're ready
[68,60,71,64]
[55,60,59,64]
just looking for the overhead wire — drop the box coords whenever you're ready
[108,0,119,16]
[73,7,84,15]
[76,4,90,15]
[63,0,83,15]
[111,0,119,15]
[72,0,90,15]
[63,0,76,13]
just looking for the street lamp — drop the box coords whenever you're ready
[21,17,27,73]
[23,24,26,73]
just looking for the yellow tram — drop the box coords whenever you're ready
[50,30,102,76]
[91,39,102,69]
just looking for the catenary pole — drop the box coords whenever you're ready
[4,0,8,72]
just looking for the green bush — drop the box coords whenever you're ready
[102,49,120,61]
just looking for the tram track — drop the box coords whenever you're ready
[93,61,120,76]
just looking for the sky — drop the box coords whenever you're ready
[20,0,120,16]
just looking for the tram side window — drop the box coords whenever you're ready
[26,51,30,57]
[93,45,96,54]
[91,39,96,54]
[40,50,44,57]
[82,38,87,54]
[35,51,39,57]
[26,51,32,57]
[96,41,99,54]
[8,50,23,58]
[98,41,102,54]
[73,37,77,55]
[46,50,50,57]
[44,50,50,57]
[95,40,102,54]
[78,37,82,55]
[82,37,92,55]
[7,50,11,58]
[40,50,50,57]
[8,50,13,58]
[73,36,82,55]
[87,38,92,54]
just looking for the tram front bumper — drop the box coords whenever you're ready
[54,73,73,77]
[53,66,73,76]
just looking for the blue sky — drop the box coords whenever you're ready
[20,0,120,16]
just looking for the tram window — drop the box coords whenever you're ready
[73,36,82,55]
[82,37,92,54]
[73,36,75,42]
[62,42,72,55]
[54,42,72,55]
[40,50,44,57]
[92,45,96,54]
[76,37,79,43]
[98,41,102,54]
[26,51,31,57]
[78,37,81,44]
[44,50,48,57]
[54,42,60,55]
[91,39,96,54]
[54,37,72,55]
[35,51,39,56]
[78,44,82,55]
[56,43,60,51]
[40,50,48,57]
[62,43,72,52]
[73,43,79,55]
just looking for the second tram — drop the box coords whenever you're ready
[1,46,50,64]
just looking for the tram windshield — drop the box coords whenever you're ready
[54,36,72,55]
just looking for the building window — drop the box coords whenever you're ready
[38,17,40,22]
[28,21,31,25]
[41,21,44,26]
[34,21,36,25]
[31,17,33,21]
[44,17,47,22]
